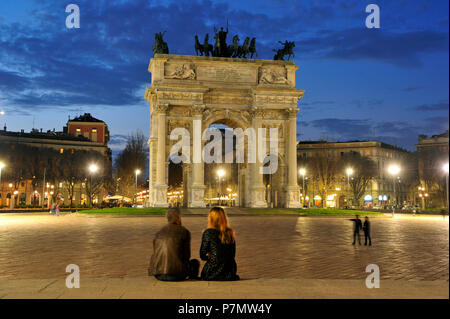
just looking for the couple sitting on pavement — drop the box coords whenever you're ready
[148,206,240,281]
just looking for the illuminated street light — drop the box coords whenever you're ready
[388,164,401,215]
[135,169,141,205]
[89,164,98,173]
[299,168,306,207]
[88,164,99,207]
[0,162,5,190]
[388,165,400,176]
[299,168,306,176]
[444,162,449,210]
[418,186,427,209]
[217,169,225,204]
[346,168,353,207]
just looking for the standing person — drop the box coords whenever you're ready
[148,208,199,281]
[49,198,56,215]
[55,201,60,216]
[363,216,372,246]
[349,215,362,245]
[200,207,239,281]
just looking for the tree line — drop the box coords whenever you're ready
[0,142,112,206]
[299,151,419,208]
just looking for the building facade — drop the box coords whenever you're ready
[416,130,449,208]
[297,140,416,208]
[0,114,112,208]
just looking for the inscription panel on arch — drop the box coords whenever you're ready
[196,65,257,84]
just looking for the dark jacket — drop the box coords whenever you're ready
[148,223,191,279]
[200,228,239,281]
[363,220,371,234]
[350,219,363,232]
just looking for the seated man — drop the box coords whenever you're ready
[148,208,199,281]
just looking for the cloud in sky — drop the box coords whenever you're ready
[301,116,449,150]
[0,0,448,152]
[413,102,449,112]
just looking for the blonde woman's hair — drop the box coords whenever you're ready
[207,207,235,244]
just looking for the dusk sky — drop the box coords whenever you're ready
[0,0,448,154]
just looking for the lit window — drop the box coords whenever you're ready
[92,128,97,133]
[76,128,81,133]
[60,148,64,154]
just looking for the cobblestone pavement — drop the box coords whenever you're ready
[0,214,448,281]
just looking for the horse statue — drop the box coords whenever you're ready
[153,31,169,55]
[203,34,214,57]
[195,35,204,56]
[228,35,240,57]
[249,38,257,59]
[284,40,295,60]
[273,40,295,61]
[238,37,250,58]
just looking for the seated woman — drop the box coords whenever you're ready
[200,207,240,281]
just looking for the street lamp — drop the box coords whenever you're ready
[135,169,141,205]
[88,164,98,207]
[346,168,353,208]
[443,162,449,211]
[0,162,4,188]
[388,164,401,215]
[299,168,306,207]
[217,169,225,205]
[418,186,427,210]
[0,162,4,205]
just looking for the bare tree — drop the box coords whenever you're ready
[114,131,148,199]
[419,147,448,207]
[339,153,377,208]
[302,151,340,207]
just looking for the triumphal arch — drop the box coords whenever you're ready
[144,54,304,208]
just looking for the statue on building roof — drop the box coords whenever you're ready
[153,31,169,55]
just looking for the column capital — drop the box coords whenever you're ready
[286,107,299,118]
[249,106,264,118]
[192,103,205,116]
[153,103,169,114]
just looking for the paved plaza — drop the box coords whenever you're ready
[0,213,448,298]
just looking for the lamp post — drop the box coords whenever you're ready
[0,162,4,206]
[217,169,225,205]
[444,163,449,211]
[88,164,98,207]
[135,169,141,206]
[388,164,401,216]
[346,168,353,208]
[418,186,426,210]
[299,168,306,207]
[0,162,4,185]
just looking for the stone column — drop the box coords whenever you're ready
[189,104,206,207]
[249,107,267,208]
[151,103,169,207]
[286,107,301,208]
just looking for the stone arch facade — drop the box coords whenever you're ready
[145,54,304,208]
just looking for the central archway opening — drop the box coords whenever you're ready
[203,121,244,207]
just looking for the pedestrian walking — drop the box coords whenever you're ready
[363,216,372,246]
[349,215,362,245]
